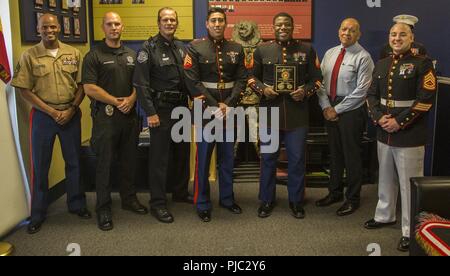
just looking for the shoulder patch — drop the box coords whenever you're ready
[137,51,149,64]
[127,56,135,65]
[423,70,437,91]
[14,62,21,75]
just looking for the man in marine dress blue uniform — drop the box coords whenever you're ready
[249,13,323,219]
[184,8,247,222]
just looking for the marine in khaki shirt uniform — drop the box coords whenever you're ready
[11,14,91,235]
[12,37,83,112]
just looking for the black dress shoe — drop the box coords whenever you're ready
[219,203,242,214]
[150,208,174,223]
[257,202,274,218]
[315,194,343,207]
[398,237,410,252]
[27,221,43,235]
[122,200,148,215]
[197,210,211,222]
[97,210,113,231]
[69,208,92,219]
[364,218,396,229]
[289,203,305,219]
[172,194,194,204]
[336,202,359,216]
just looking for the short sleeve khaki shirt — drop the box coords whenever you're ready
[11,41,83,110]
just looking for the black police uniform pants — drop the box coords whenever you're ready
[326,105,366,204]
[148,106,190,209]
[91,110,139,212]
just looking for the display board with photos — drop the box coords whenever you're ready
[91,0,194,41]
[19,0,87,43]
[208,0,313,40]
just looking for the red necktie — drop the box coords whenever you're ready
[330,48,346,101]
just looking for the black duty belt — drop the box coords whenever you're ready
[156,90,187,103]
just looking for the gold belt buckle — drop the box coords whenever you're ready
[217,81,225,90]
[387,100,395,108]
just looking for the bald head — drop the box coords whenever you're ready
[37,13,60,46]
[339,18,361,47]
[341,18,360,33]
[102,12,122,25]
[38,13,59,28]
[102,12,124,43]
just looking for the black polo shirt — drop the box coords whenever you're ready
[82,40,136,98]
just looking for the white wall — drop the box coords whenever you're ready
[0,0,29,237]
[0,81,29,237]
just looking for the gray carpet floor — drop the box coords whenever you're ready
[5,182,408,256]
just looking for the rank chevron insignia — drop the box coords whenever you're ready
[423,70,436,91]
[184,54,193,69]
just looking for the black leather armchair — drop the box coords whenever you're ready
[410,177,450,256]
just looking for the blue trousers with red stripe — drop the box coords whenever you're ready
[259,127,307,204]
[194,129,235,211]
[30,109,86,224]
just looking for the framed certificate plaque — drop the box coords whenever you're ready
[275,65,297,93]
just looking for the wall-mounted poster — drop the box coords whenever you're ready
[19,0,87,43]
[209,0,313,40]
[92,0,194,41]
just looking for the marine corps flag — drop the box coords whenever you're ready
[0,18,11,84]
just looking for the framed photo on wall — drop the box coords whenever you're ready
[35,12,44,35]
[49,0,57,9]
[35,0,44,9]
[74,18,81,36]
[73,2,80,15]
[63,16,71,36]
[36,12,44,24]
[62,0,69,11]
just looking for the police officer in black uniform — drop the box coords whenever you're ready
[249,12,322,219]
[83,12,147,231]
[133,7,192,224]
[365,22,437,252]
[184,8,247,222]
[379,15,427,59]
